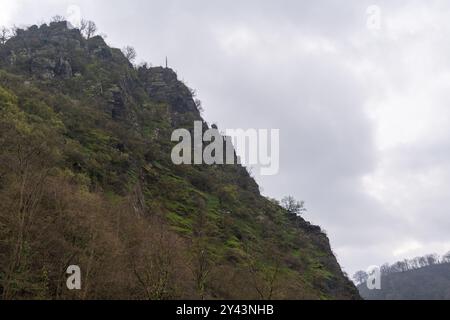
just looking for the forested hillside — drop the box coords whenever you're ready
[356,253,450,300]
[0,20,359,300]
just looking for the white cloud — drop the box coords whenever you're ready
[393,240,423,257]
[0,0,19,26]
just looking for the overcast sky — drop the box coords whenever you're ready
[2,0,450,276]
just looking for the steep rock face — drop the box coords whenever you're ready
[141,67,197,113]
[0,22,359,300]
[2,22,81,78]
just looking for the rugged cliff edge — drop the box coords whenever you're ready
[0,21,359,299]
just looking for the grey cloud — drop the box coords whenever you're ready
[5,0,450,275]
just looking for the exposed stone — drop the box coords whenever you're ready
[55,57,72,79]
[139,66,199,114]
[109,87,126,120]
[93,47,113,60]
[31,57,56,79]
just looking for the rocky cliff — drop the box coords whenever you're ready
[0,21,359,300]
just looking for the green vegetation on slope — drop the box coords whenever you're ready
[0,21,359,300]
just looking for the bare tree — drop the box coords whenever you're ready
[189,197,212,299]
[391,261,408,272]
[0,128,59,299]
[249,259,281,299]
[352,270,368,285]
[80,19,97,39]
[409,258,420,270]
[190,241,211,299]
[79,19,88,33]
[130,218,181,300]
[380,263,391,274]
[403,259,412,271]
[376,253,447,280]
[425,253,439,266]
[51,15,65,23]
[417,256,427,268]
[243,242,282,300]
[442,251,450,263]
[281,196,306,217]
[122,46,137,63]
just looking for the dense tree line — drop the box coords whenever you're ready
[353,252,450,285]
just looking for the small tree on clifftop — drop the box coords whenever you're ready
[281,196,306,217]
[80,19,97,39]
[122,46,137,63]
